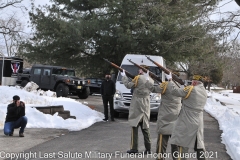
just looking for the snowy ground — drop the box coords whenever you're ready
[0,82,104,132]
[0,83,239,160]
[205,89,240,160]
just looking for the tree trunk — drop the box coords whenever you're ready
[207,82,211,91]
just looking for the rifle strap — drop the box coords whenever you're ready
[159,82,168,94]
[184,85,194,99]
[132,75,140,87]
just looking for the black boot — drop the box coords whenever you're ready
[196,149,206,160]
[103,118,108,122]
[127,149,138,154]
[171,144,179,160]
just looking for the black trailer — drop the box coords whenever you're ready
[0,57,23,86]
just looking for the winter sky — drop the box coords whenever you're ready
[2,0,239,33]
[1,0,239,56]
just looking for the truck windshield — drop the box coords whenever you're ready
[52,69,75,76]
[117,65,163,82]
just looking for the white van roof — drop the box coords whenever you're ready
[121,54,164,66]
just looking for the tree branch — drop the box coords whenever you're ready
[0,0,23,9]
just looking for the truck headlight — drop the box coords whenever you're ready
[151,93,161,102]
[114,90,123,100]
[65,79,71,83]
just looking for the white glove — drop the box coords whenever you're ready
[121,70,126,76]
[145,70,149,81]
[165,72,172,80]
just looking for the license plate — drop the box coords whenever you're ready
[77,86,82,89]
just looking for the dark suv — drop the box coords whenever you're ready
[86,78,103,95]
[16,64,90,99]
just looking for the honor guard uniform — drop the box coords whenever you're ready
[145,72,182,160]
[167,74,207,160]
[121,65,153,154]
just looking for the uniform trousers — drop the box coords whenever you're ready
[171,137,206,160]
[130,121,151,151]
[156,134,171,160]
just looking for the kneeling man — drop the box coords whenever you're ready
[4,95,27,137]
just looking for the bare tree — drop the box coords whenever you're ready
[206,0,240,44]
[0,14,24,56]
[220,41,240,88]
[0,0,26,56]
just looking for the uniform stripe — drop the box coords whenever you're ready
[178,146,182,160]
[131,128,133,149]
[158,134,163,160]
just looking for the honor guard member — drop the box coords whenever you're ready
[145,71,182,160]
[121,65,154,154]
[167,73,207,160]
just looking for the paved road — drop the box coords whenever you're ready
[1,95,232,160]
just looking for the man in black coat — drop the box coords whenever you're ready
[101,74,116,121]
[4,95,28,137]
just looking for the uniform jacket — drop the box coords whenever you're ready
[168,81,207,149]
[122,74,153,129]
[5,102,25,122]
[145,81,181,134]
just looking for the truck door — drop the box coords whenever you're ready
[31,68,42,85]
[40,68,51,89]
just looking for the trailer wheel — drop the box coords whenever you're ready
[21,80,29,87]
[56,83,69,97]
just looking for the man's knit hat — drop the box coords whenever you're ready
[13,95,20,101]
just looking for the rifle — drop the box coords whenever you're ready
[102,58,135,79]
[127,59,162,83]
[145,55,185,86]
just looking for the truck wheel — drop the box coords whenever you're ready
[21,80,29,87]
[78,87,90,99]
[56,83,69,97]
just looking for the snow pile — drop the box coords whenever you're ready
[0,84,104,131]
[23,82,56,97]
[205,90,240,160]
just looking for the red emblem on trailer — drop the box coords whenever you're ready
[11,63,20,73]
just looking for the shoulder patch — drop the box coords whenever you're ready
[183,85,194,99]
[160,81,168,94]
